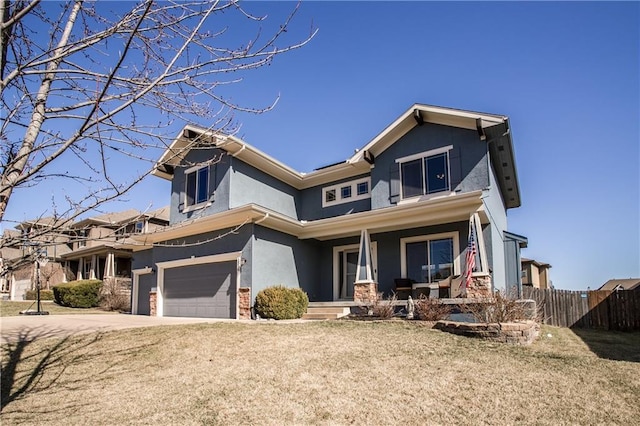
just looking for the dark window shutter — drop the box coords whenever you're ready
[186,171,196,206]
[389,163,400,204]
[448,147,462,191]
[209,163,217,202]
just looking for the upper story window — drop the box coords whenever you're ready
[322,177,371,208]
[185,165,209,207]
[134,220,145,233]
[77,229,87,249]
[396,145,452,200]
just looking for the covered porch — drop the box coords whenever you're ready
[61,246,132,282]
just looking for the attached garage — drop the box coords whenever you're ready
[155,252,242,319]
[163,262,236,318]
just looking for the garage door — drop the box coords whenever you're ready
[163,261,236,318]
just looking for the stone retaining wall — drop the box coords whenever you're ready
[434,320,540,345]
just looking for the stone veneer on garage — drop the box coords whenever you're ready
[238,287,251,319]
[149,290,157,316]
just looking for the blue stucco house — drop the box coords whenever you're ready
[130,104,526,319]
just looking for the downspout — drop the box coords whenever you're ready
[254,212,269,225]
[232,144,246,157]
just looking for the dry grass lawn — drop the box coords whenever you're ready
[1,321,639,425]
[1,301,115,317]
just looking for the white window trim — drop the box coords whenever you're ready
[395,145,453,164]
[400,231,460,282]
[322,177,371,208]
[396,145,453,201]
[183,165,210,212]
[332,242,378,301]
[155,252,242,318]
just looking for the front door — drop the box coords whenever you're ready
[339,249,359,299]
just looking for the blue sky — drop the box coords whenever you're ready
[4,1,639,291]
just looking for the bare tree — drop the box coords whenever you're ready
[0,0,316,233]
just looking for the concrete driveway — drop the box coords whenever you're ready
[1,314,229,344]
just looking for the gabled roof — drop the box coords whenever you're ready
[153,103,521,207]
[521,258,552,268]
[598,279,640,291]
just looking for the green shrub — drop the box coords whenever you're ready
[254,285,309,320]
[25,289,54,300]
[53,280,103,308]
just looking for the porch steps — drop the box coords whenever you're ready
[302,304,351,320]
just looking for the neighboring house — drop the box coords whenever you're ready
[598,279,640,292]
[61,207,169,282]
[521,258,552,289]
[131,104,527,319]
[0,208,169,300]
[0,217,72,300]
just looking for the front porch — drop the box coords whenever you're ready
[302,298,495,320]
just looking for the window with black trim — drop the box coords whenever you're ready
[186,166,209,207]
[397,147,451,200]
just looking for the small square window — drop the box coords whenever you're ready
[325,189,336,203]
[341,186,352,199]
[357,181,369,195]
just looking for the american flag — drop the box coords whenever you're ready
[464,221,477,289]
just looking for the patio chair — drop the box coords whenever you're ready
[449,275,464,298]
[437,276,452,298]
[394,278,414,300]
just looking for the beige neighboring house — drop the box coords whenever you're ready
[0,207,169,300]
[598,278,640,292]
[521,258,552,289]
[60,207,169,282]
[0,217,72,300]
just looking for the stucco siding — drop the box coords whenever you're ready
[299,173,372,221]
[482,164,508,292]
[252,226,321,300]
[228,157,300,219]
[371,123,489,210]
[169,148,231,224]
[131,225,253,289]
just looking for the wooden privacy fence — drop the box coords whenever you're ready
[522,287,640,330]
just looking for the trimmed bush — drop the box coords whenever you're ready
[254,285,309,320]
[53,280,103,308]
[25,289,54,300]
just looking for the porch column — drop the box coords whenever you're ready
[353,229,378,304]
[89,255,97,280]
[104,252,115,278]
[77,258,84,280]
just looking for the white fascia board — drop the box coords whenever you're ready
[130,204,267,245]
[298,190,484,240]
[350,104,507,163]
[129,192,484,246]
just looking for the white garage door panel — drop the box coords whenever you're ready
[163,261,236,318]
